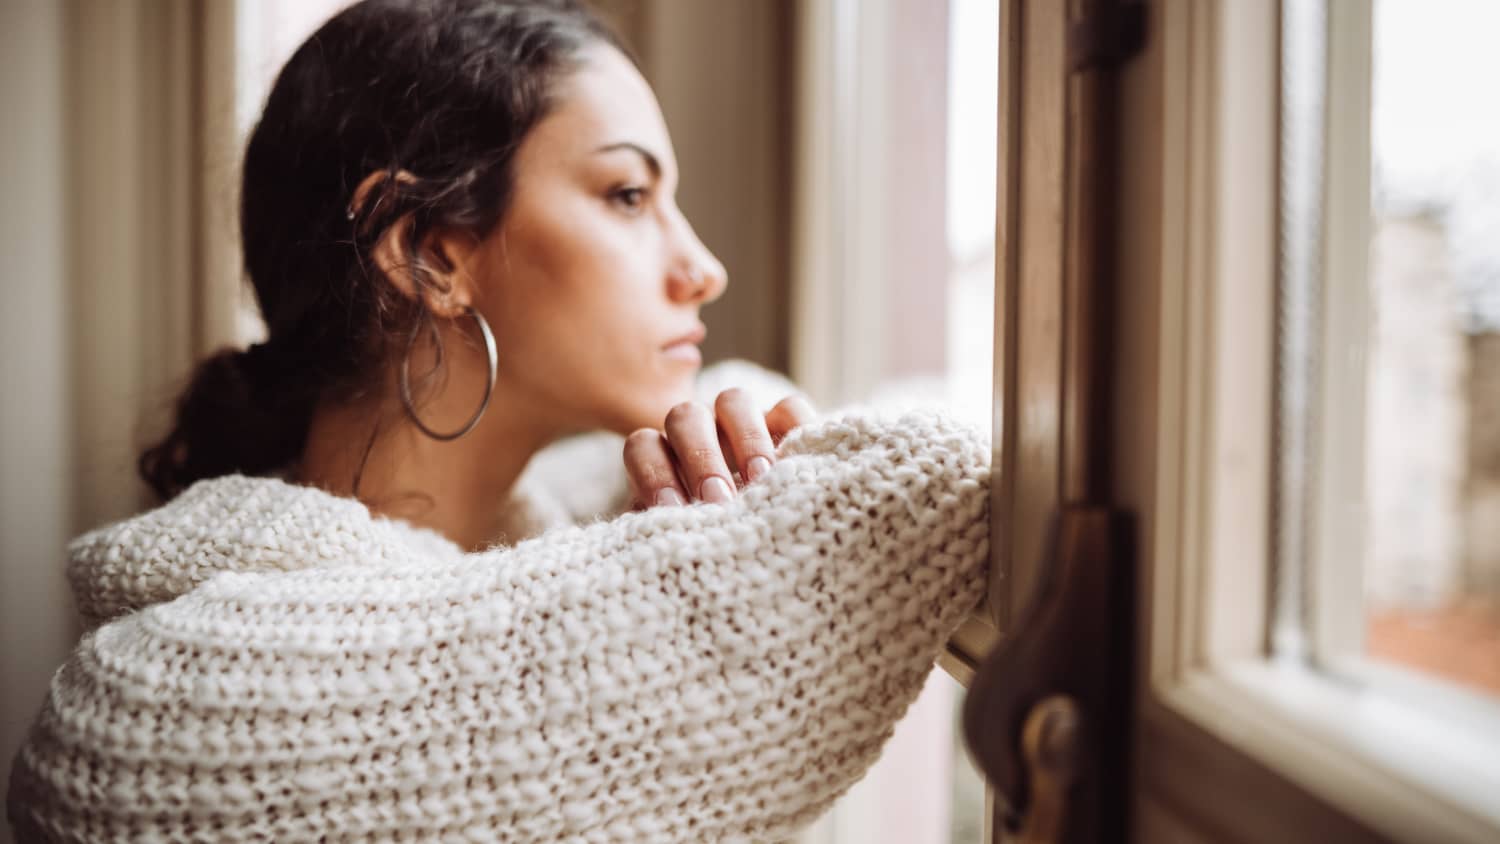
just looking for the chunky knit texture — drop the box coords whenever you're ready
[8,409,990,843]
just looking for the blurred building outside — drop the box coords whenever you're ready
[1363,0,1500,696]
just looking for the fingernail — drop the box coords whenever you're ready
[655,488,685,507]
[700,476,734,503]
[746,456,772,483]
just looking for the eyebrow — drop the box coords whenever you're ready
[593,142,663,180]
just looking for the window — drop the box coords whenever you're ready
[790,0,994,431]
[1273,0,1500,821]
[1341,0,1500,700]
[1127,1,1500,839]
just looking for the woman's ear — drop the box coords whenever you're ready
[369,216,479,318]
[352,169,479,318]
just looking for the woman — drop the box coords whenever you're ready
[7,1,992,840]
[148,0,810,546]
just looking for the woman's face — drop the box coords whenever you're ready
[462,42,727,437]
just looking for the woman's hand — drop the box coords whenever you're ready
[624,389,817,509]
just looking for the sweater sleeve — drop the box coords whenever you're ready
[8,410,990,843]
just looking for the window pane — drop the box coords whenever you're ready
[1275,0,1500,702]
[1364,0,1500,697]
[843,0,996,433]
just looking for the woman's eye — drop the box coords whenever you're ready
[610,186,648,213]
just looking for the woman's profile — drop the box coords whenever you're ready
[6,0,992,840]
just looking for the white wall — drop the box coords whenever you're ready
[0,4,80,840]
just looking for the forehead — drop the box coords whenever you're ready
[519,44,675,171]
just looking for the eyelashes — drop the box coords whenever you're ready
[608,185,650,214]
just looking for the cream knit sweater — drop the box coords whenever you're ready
[7,406,990,842]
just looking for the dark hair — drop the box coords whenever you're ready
[140,0,625,500]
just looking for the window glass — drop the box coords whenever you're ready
[1276,0,1500,700]
[1363,0,1500,697]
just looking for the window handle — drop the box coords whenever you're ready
[962,507,1135,843]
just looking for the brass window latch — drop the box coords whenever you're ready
[963,508,1136,844]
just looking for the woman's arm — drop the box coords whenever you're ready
[10,409,989,842]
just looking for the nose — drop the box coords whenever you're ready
[667,259,727,305]
[666,214,728,305]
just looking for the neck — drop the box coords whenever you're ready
[296,376,565,552]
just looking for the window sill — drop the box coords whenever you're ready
[1150,658,1500,844]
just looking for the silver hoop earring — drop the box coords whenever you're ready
[399,306,497,441]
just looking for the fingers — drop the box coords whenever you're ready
[663,401,736,503]
[714,388,777,486]
[765,394,817,445]
[625,391,819,510]
[623,428,688,509]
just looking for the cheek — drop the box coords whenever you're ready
[486,207,615,336]
[504,199,653,305]
[479,208,688,428]
[514,212,661,350]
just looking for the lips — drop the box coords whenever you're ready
[662,323,706,366]
[663,323,707,349]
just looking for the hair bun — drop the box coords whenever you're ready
[138,344,312,500]
[240,341,279,382]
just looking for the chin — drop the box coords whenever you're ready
[589,398,664,436]
[586,363,699,434]
[623,382,696,432]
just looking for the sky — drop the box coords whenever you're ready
[1374,0,1500,329]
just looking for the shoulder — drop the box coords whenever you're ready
[66,474,461,627]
